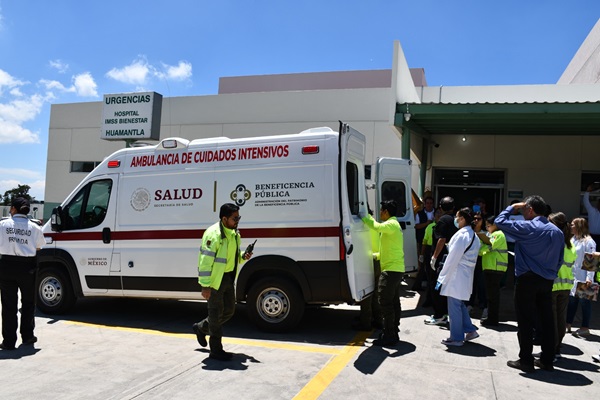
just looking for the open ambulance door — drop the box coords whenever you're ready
[339,122,375,301]
[375,157,418,272]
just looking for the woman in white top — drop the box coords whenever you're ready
[566,218,596,336]
[437,207,481,346]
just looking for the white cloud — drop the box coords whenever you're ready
[158,61,192,81]
[0,170,45,200]
[9,87,23,97]
[106,59,150,85]
[49,59,69,74]
[0,92,46,144]
[40,79,70,92]
[0,69,26,96]
[0,120,39,144]
[107,58,193,85]
[73,72,98,97]
[39,72,98,98]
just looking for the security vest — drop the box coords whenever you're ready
[198,221,242,290]
[423,222,436,246]
[362,215,405,273]
[553,245,576,292]
[481,230,508,273]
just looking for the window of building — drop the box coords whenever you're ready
[71,161,101,173]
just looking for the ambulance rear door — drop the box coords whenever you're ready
[339,123,374,301]
[375,157,417,272]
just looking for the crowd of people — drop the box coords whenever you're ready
[356,189,600,373]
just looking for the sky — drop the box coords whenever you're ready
[0,1,599,200]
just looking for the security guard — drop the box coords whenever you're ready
[192,203,252,361]
[477,215,509,326]
[548,212,576,358]
[362,199,405,347]
[0,197,45,350]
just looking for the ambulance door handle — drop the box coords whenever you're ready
[128,261,134,268]
[102,227,111,244]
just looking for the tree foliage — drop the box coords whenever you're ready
[2,184,35,206]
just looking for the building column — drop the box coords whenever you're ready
[419,137,428,197]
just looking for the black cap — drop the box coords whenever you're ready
[11,197,30,214]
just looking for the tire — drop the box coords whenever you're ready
[246,277,305,332]
[36,267,76,314]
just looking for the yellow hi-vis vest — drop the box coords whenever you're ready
[553,244,576,292]
[423,222,436,246]
[198,221,242,290]
[362,215,405,272]
[481,230,508,272]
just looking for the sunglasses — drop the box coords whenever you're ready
[230,216,241,222]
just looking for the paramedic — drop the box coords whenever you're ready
[0,197,45,350]
[192,203,252,361]
[362,200,405,347]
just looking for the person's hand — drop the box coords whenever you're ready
[201,287,211,300]
[511,202,526,210]
[586,280,592,288]
[243,251,252,260]
[430,256,437,271]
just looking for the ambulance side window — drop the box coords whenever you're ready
[346,161,360,215]
[63,179,113,230]
[381,181,407,217]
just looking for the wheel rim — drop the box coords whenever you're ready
[255,287,290,323]
[39,276,63,307]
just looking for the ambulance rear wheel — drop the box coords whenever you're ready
[36,267,76,314]
[247,277,304,332]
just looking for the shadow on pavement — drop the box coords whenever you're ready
[354,340,416,375]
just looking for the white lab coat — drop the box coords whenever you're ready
[437,226,481,301]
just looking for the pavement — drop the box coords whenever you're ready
[0,275,598,399]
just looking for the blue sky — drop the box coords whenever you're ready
[0,1,599,200]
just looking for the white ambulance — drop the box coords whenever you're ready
[39,123,416,331]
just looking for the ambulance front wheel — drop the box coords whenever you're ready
[36,267,76,314]
[247,277,304,332]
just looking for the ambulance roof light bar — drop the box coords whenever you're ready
[159,137,190,149]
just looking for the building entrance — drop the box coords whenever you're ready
[433,169,506,216]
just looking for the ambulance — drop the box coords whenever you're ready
[38,122,416,331]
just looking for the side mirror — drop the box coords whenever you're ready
[50,206,64,232]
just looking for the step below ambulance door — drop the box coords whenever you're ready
[339,123,375,302]
[375,157,418,272]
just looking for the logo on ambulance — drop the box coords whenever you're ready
[130,188,151,211]
[230,184,251,206]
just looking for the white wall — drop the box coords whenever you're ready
[430,134,600,218]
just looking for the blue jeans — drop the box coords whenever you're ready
[566,295,591,328]
[447,296,477,341]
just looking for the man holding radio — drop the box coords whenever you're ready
[192,203,252,361]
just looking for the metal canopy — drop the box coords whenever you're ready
[395,101,600,136]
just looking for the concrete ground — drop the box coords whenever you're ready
[0,276,598,399]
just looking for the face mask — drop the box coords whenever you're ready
[454,217,459,228]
